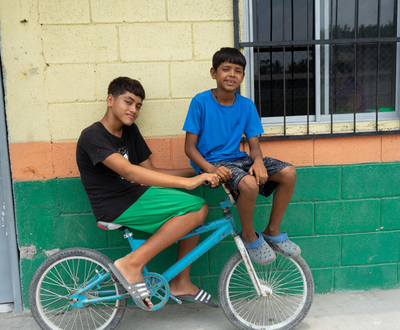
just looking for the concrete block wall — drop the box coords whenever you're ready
[14,162,400,307]
[0,0,234,144]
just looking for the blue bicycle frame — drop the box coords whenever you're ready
[70,198,239,309]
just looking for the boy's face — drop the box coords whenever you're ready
[106,91,143,126]
[210,62,245,92]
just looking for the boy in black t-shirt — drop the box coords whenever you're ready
[76,77,219,310]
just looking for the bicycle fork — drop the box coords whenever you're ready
[233,236,273,297]
[221,199,272,298]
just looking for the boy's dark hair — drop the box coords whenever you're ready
[107,76,146,100]
[212,47,246,71]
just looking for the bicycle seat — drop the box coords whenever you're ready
[97,221,123,230]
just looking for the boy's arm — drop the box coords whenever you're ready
[102,153,219,189]
[139,158,195,178]
[185,132,232,182]
[247,136,268,185]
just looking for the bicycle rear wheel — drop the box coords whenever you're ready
[219,251,314,330]
[29,248,127,330]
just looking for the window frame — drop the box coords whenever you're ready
[235,0,400,138]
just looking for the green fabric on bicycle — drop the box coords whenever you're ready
[113,186,205,234]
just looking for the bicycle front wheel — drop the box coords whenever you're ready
[219,251,314,330]
[29,248,127,330]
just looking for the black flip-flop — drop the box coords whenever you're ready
[108,263,151,310]
[175,288,218,308]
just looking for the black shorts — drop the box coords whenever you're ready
[201,156,292,200]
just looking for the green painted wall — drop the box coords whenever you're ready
[14,163,400,308]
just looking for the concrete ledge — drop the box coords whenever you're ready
[8,134,400,181]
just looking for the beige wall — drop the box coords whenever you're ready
[0,0,234,143]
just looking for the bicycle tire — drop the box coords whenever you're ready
[218,251,314,330]
[29,248,127,330]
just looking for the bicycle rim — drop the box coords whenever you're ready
[34,256,123,330]
[221,252,313,330]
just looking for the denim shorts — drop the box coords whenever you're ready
[200,156,292,200]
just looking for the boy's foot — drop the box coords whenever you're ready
[175,288,218,308]
[108,263,152,310]
[261,232,301,258]
[240,232,276,265]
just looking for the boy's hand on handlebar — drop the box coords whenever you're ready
[186,173,219,190]
[199,173,220,188]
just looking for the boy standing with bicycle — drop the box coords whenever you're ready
[183,47,301,266]
[76,77,219,310]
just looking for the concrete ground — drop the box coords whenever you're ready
[1,288,400,330]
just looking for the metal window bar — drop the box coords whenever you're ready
[283,46,287,136]
[376,0,382,132]
[307,45,310,135]
[331,0,335,134]
[353,0,358,133]
[233,0,400,140]
[330,42,333,134]
[257,48,262,117]
[283,1,286,136]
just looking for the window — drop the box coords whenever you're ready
[235,0,400,137]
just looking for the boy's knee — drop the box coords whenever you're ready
[282,166,296,185]
[238,176,259,199]
[195,203,208,225]
[288,166,297,181]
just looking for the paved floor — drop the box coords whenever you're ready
[1,288,400,330]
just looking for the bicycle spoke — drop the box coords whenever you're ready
[31,251,126,330]
[220,252,313,329]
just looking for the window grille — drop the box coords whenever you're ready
[234,0,400,139]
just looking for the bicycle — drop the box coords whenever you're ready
[29,186,314,330]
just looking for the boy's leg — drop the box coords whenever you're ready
[203,158,276,265]
[218,157,295,240]
[236,175,259,243]
[263,165,296,236]
[168,234,201,296]
[114,204,208,307]
[203,159,259,244]
[111,187,208,307]
[234,173,277,265]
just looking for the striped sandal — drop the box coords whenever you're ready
[108,263,151,310]
[175,288,218,308]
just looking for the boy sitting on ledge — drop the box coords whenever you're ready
[183,48,300,266]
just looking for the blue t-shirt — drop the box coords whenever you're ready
[183,90,264,173]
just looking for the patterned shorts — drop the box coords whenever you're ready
[200,156,292,200]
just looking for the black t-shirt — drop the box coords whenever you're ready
[76,122,151,222]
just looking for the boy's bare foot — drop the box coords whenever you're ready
[113,259,153,309]
[263,228,282,237]
[169,280,199,297]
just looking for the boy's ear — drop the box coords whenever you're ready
[106,94,114,107]
[210,67,217,79]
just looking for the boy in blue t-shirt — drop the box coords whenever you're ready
[183,47,301,265]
